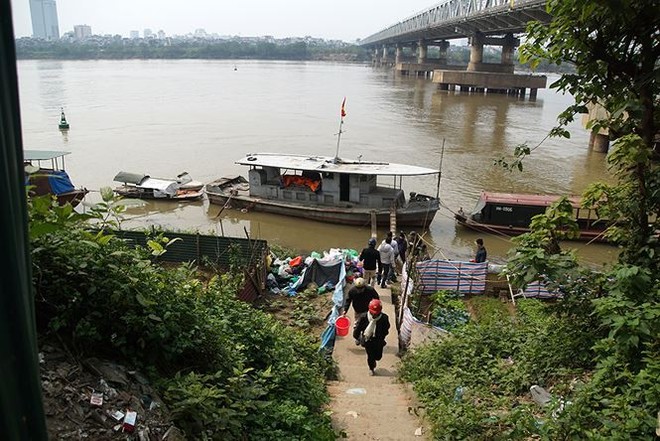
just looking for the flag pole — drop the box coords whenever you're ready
[334,119,344,159]
[436,138,445,200]
[335,98,346,160]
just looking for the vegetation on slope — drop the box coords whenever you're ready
[401,0,659,438]
[29,194,336,440]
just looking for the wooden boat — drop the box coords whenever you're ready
[205,153,440,227]
[24,150,87,207]
[455,192,609,241]
[113,171,203,200]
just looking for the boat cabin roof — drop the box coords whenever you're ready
[114,171,149,185]
[480,192,582,208]
[236,153,438,176]
[24,150,71,161]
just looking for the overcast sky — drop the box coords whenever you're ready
[11,0,439,41]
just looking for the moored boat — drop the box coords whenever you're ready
[113,171,203,200]
[205,153,440,227]
[24,150,88,207]
[455,191,609,241]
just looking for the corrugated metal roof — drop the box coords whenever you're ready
[24,150,70,161]
[236,153,439,176]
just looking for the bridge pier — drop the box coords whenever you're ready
[395,44,403,65]
[417,40,428,64]
[437,40,449,65]
[467,32,485,72]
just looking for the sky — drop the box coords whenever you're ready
[11,0,440,41]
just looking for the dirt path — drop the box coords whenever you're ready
[328,286,428,440]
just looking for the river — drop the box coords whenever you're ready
[17,59,618,266]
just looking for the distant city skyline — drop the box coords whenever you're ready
[10,0,439,41]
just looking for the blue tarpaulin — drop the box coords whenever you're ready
[47,170,75,195]
[318,257,346,356]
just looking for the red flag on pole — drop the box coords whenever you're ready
[341,97,347,118]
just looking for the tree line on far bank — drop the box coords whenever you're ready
[14,37,571,72]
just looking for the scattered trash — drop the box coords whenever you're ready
[38,352,45,364]
[89,391,104,406]
[123,410,137,433]
[113,424,122,432]
[530,385,552,407]
[415,427,424,436]
[453,386,464,402]
[137,427,151,441]
[345,388,367,395]
[108,410,125,421]
[99,378,118,399]
[345,411,359,419]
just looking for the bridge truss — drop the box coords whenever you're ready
[360,0,550,46]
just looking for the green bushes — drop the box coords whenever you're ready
[429,291,470,331]
[400,297,600,439]
[30,198,335,440]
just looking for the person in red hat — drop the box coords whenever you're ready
[355,299,390,376]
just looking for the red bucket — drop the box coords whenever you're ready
[335,316,350,337]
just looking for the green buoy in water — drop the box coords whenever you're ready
[58,108,70,130]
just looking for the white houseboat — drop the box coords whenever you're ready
[205,153,439,228]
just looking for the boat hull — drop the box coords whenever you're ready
[114,187,203,201]
[207,190,438,228]
[57,190,88,207]
[455,214,607,242]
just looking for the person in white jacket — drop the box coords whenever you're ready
[377,237,394,288]
[380,231,399,283]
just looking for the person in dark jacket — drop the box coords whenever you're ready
[397,231,408,265]
[358,237,381,286]
[343,278,380,345]
[474,238,487,263]
[355,299,390,375]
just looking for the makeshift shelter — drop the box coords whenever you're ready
[416,259,488,295]
[295,258,344,292]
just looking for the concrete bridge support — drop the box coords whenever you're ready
[382,45,389,64]
[417,40,428,64]
[500,33,516,70]
[437,40,449,65]
[589,133,610,153]
[467,32,485,72]
[395,44,403,65]
[467,32,519,74]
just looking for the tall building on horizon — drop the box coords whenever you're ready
[29,0,60,39]
[73,25,92,40]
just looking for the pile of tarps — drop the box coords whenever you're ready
[266,248,361,297]
[265,247,365,357]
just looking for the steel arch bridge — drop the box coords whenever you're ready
[359,0,550,46]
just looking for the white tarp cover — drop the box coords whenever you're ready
[139,178,178,197]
